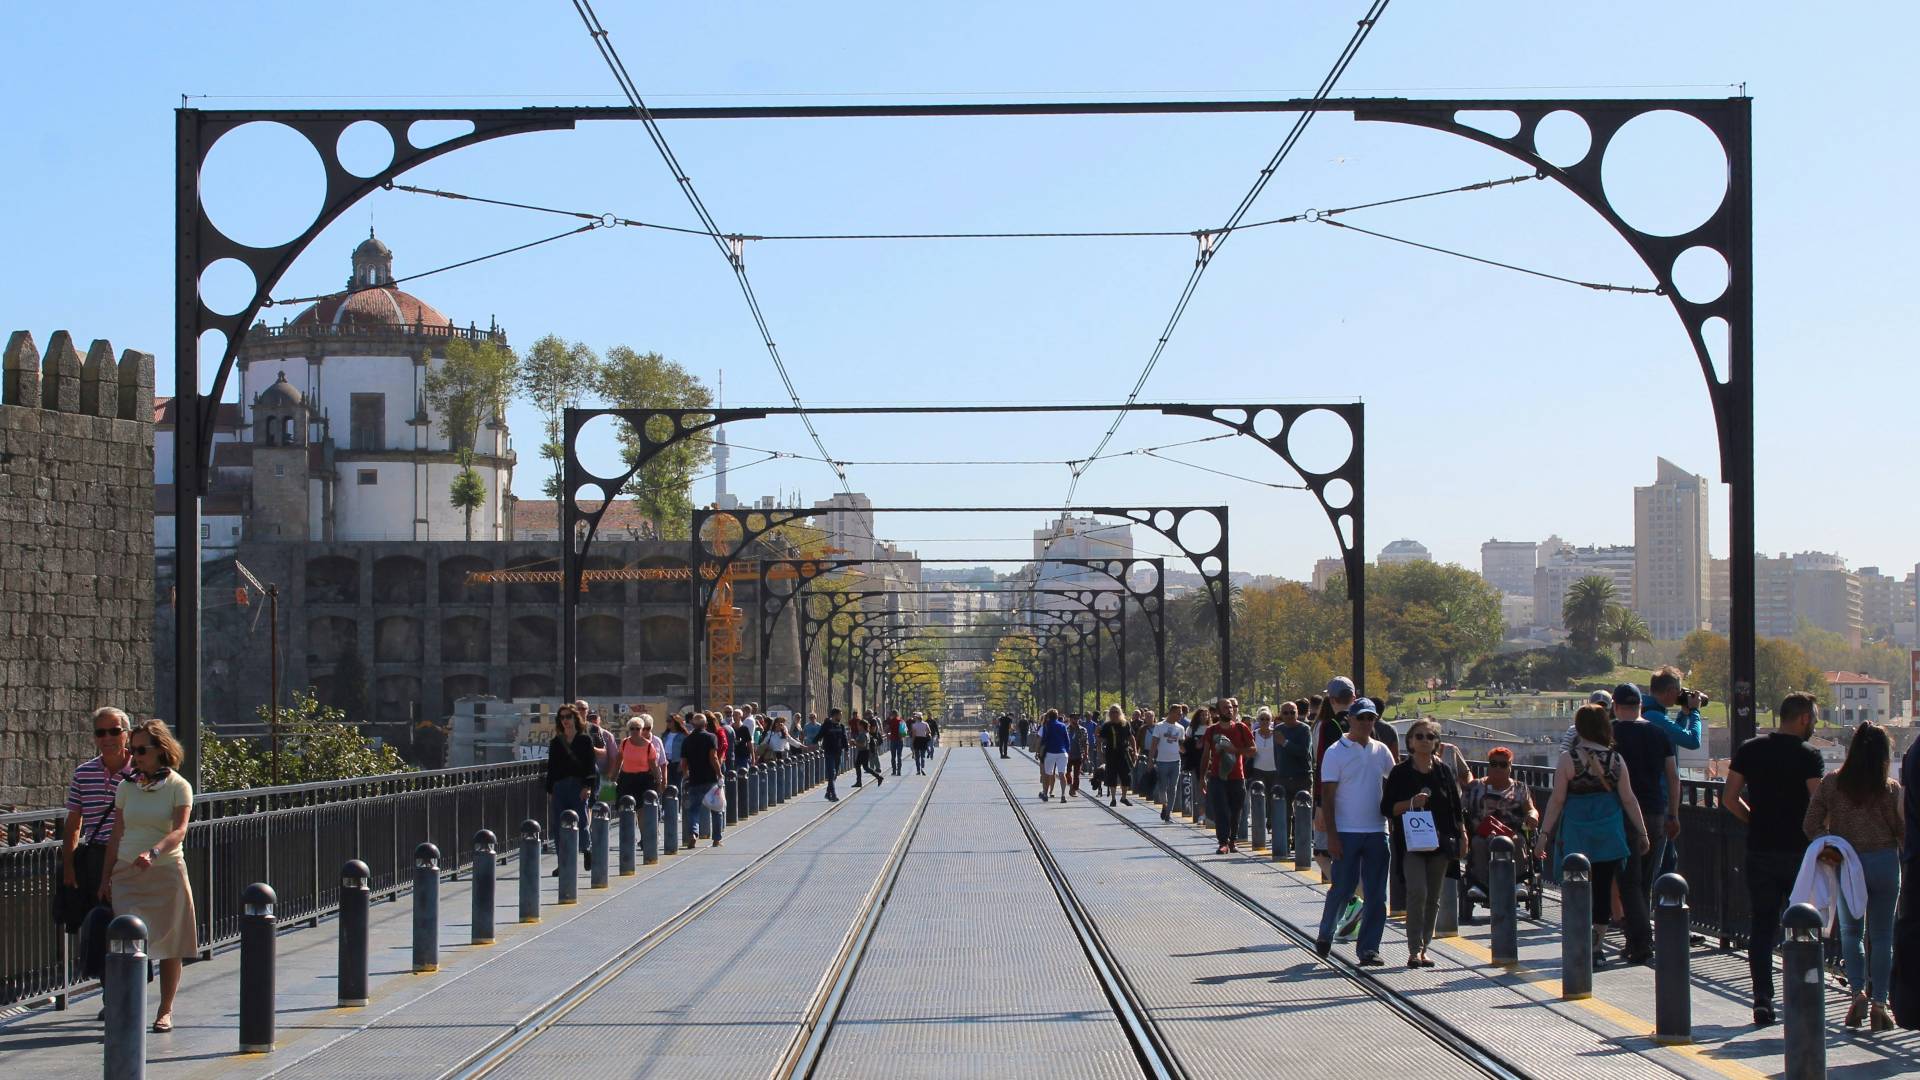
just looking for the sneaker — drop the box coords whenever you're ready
[1752,1003,1775,1026]
[1040,791,1049,801]
[1336,899,1364,940]
[1314,936,1332,959]
[1121,797,1132,806]
[1109,798,1118,807]
[711,839,723,848]
[1359,953,1385,967]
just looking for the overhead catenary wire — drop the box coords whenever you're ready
[264,223,601,308]
[566,0,850,494]
[1317,218,1661,294]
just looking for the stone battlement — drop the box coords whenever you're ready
[3,330,154,422]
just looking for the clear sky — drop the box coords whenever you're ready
[5,2,1914,581]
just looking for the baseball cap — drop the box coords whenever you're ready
[1349,697,1380,718]
[1326,676,1357,700]
[1588,689,1613,706]
[1611,683,1642,706]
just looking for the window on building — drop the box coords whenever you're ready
[350,393,385,451]
[274,464,286,478]
[200,524,210,539]
[358,469,378,486]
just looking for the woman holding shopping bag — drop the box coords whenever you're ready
[1383,719,1467,968]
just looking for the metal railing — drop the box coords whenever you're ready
[1,761,546,1010]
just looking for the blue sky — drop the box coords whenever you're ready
[4,2,1914,581]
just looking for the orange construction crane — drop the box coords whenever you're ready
[463,559,854,589]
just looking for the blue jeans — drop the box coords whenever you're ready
[683,782,724,844]
[1318,831,1390,956]
[1155,762,1180,820]
[824,751,844,794]
[550,784,588,845]
[1842,848,1900,1004]
[889,743,904,774]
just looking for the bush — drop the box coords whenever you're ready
[198,690,413,791]
[1465,646,1613,690]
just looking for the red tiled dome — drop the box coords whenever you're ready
[289,286,452,329]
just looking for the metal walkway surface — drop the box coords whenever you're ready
[810,751,1138,1080]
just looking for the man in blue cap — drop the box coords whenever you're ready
[1314,697,1396,966]
[1609,682,1676,964]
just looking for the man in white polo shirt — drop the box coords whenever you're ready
[1313,698,1395,966]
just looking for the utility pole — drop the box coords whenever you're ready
[235,560,281,785]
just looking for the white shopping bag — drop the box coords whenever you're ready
[703,783,727,814]
[1402,810,1439,852]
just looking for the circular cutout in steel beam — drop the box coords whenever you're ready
[1533,110,1592,169]
[336,121,395,178]
[200,122,326,250]
[1284,408,1353,476]
[1176,511,1222,555]
[198,258,258,318]
[1601,110,1729,237]
[1670,245,1730,304]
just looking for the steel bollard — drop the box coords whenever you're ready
[1249,782,1268,851]
[472,831,497,945]
[1653,873,1691,1045]
[617,795,637,876]
[752,765,765,815]
[590,803,610,890]
[726,770,741,825]
[104,915,148,1078]
[1781,903,1826,1079]
[338,860,371,1005]
[662,787,680,855]
[413,843,440,973]
[1561,853,1592,999]
[1270,787,1287,863]
[518,819,542,923]
[1293,793,1313,872]
[239,882,277,1052]
[557,811,580,903]
[1437,876,1460,938]
[1489,835,1518,965]
[776,759,789,803]
[641,791,661,864]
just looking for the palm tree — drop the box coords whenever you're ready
[1562,575,1617,654]
[1601,606,1652,664]
[449,448,487,541]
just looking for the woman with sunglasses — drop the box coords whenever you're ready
[1464,746,1540,892]
[613,715,662,807]
[546,705,598,874]
[1383,719,1467,967]
[98,719,195,1034]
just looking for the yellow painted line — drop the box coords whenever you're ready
[1440,935,1770,1080]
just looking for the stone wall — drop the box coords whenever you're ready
[0,330,156,809]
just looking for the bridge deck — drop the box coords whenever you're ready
[3,746,1916,1078]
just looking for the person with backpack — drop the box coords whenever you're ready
[1098,704,1136,807]
[1535,703,1651,968]
[886,711,906,776]
[1314,698,1395,966]
[1205,703,1255,854]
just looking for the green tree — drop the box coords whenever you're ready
[423,337,519,453]
[1601,606,1653,664]
[1370,561,1504,687]
[594,346,713,538]
[1562,576,1617,654]
[197,691,413,791]
[520,335,603,498]
[449,448,487,541]
[1677,629,1729,700]
[1756,637,1829,714]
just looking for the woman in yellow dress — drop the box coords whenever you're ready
[99,719,196,1034]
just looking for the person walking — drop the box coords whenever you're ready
[910,713,932,774]
[1722,690,1825,1025]
[1066,712,1090,797]
[886,712,906,776]
[1609,683,1678,957]
[1803,720,1903,1030]
[819,709,849,801]
[851,716,885,787]
[662,713,688,793]
[613,715,662,807]
[1276,700,1314,813]
[1250,707,1281,809]
[1385,719,1467,968]
[60,707,136,939]
[98,720,195,1034]
[1535,703,1651,967]
[546,705,599,874]
[1099,704,1136,807]
[1039,709,1072,802]
[1314,698,1396,966]
[680,714,724,848]
[1205,703,1255,853]
[997,713,1013,758]
[1147,708,1186,821]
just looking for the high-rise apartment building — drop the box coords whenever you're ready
[1481,539,1537,596]
[1859,566,1915,641]
[1379,539,1432,566]
[1633,458,1711,640]
[1533,540,1635,631]
[1311,556,1346,592]
[1792,551,1862,647]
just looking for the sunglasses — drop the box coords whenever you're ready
[1409,732,1437,742]
[129,743,157,756]
[95,727,126,738]
[1489,760,1512,768]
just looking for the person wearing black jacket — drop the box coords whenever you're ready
[819,709,850,801]
[545,705,598,875]
[1383,719,1466,968]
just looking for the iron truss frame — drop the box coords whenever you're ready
[172,95,1755,785]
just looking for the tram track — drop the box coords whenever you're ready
[439,758,920,1080]
[1010,747,1530,1080]
[983,748,1184,1080]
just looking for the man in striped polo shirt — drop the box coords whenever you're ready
[60,706,137,929]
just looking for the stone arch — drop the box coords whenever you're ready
[375,674,420,725]
[374,615,423,663]
[505,551,557,605]
[579,673,622,700]
[642,672,686,697]
[438,553,495,604]
[440,614,490,663]
[634,555,690,604]
[305,555,360,604]
[442,674,488,716]
[372,554,426,604]
[640,615,690,661]
[582,554,626,605]
[509,614,557,662]
[305,615,358,663]
[510,673,557,699]
[579,614,625,663]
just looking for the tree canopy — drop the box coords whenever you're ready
[423,338,518,453]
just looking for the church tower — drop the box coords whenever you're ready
[248,371,312,541]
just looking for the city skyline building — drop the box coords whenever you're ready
[1480,538,1537,596]
[1633,457,1712,641]
[1379,538,1432,566]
